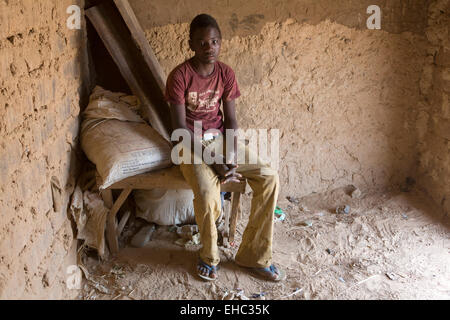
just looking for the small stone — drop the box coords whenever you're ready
[286,196,300,204]
[385,272,398,281]
[131,224,156,248]
[302,220,313,227]
[351,188,362,199]
[299,204,310,212]
[336,205,350,214]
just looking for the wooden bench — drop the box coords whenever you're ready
[97,165,246,255]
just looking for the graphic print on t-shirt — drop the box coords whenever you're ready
[187,89,220,112]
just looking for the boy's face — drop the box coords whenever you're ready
[189,26,221,65]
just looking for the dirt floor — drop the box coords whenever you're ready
[77,187,450,300]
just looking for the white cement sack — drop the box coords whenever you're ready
[81,86,172,189]
[134,189,196,226]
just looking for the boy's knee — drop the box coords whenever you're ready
[195,188,221,208]
[261,168,279,188]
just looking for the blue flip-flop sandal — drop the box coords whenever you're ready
[251,264,287,282]
[197,259,219,281]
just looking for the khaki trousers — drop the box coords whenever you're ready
[179,136,279,268]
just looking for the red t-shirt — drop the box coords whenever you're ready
[165,59,241,134]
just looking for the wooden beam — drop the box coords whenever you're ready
[85,2,172,141]
[113,0,167,93]
[117,210,131,236]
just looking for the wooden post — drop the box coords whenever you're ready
[101,189,114,209]
[106,188,132,255]
[228,192,241,245]
[113,0,167,93]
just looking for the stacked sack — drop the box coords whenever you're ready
[81,86,172,189]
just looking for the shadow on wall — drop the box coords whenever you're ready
[85,17,132,96]
[129,0,431,39]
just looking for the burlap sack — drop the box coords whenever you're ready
[81,86,172,189]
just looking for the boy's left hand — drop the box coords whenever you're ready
[220,166,242,185]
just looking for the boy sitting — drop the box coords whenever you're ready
[165,13,286,282]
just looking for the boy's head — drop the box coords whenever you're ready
[189,14,222,65]
[189,14,222,40]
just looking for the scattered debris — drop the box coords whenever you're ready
[300,220,313,227]
[355,274,380,286]
[286,196,299,204]
[385,272,398,281]
[338,277,346,283]
[313,269,323,276]
[110,264,126,278]
[274,206,286,222]
[176,225,199,240]
[174,225,201,246]
[250,292,266,300]
[299,204,310,212]
[336,205,351,215]
[222,288,249,300]
[345,274,381,292]
[401,213,408,220]
[175,232,201,247]
[351,187,362,199]
[131,224,156,248]
[278,288,303,299]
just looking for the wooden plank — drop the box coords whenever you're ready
[113,0,167,93]
[221,181,246,193]
[106,188,132,255]
[97,166,247,193]
[85,3,171,141]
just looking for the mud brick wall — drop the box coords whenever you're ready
[131,0,430,198]
[0,0,89,298]
[417,0,450,215]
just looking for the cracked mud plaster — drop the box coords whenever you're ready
[0,0,86,299]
